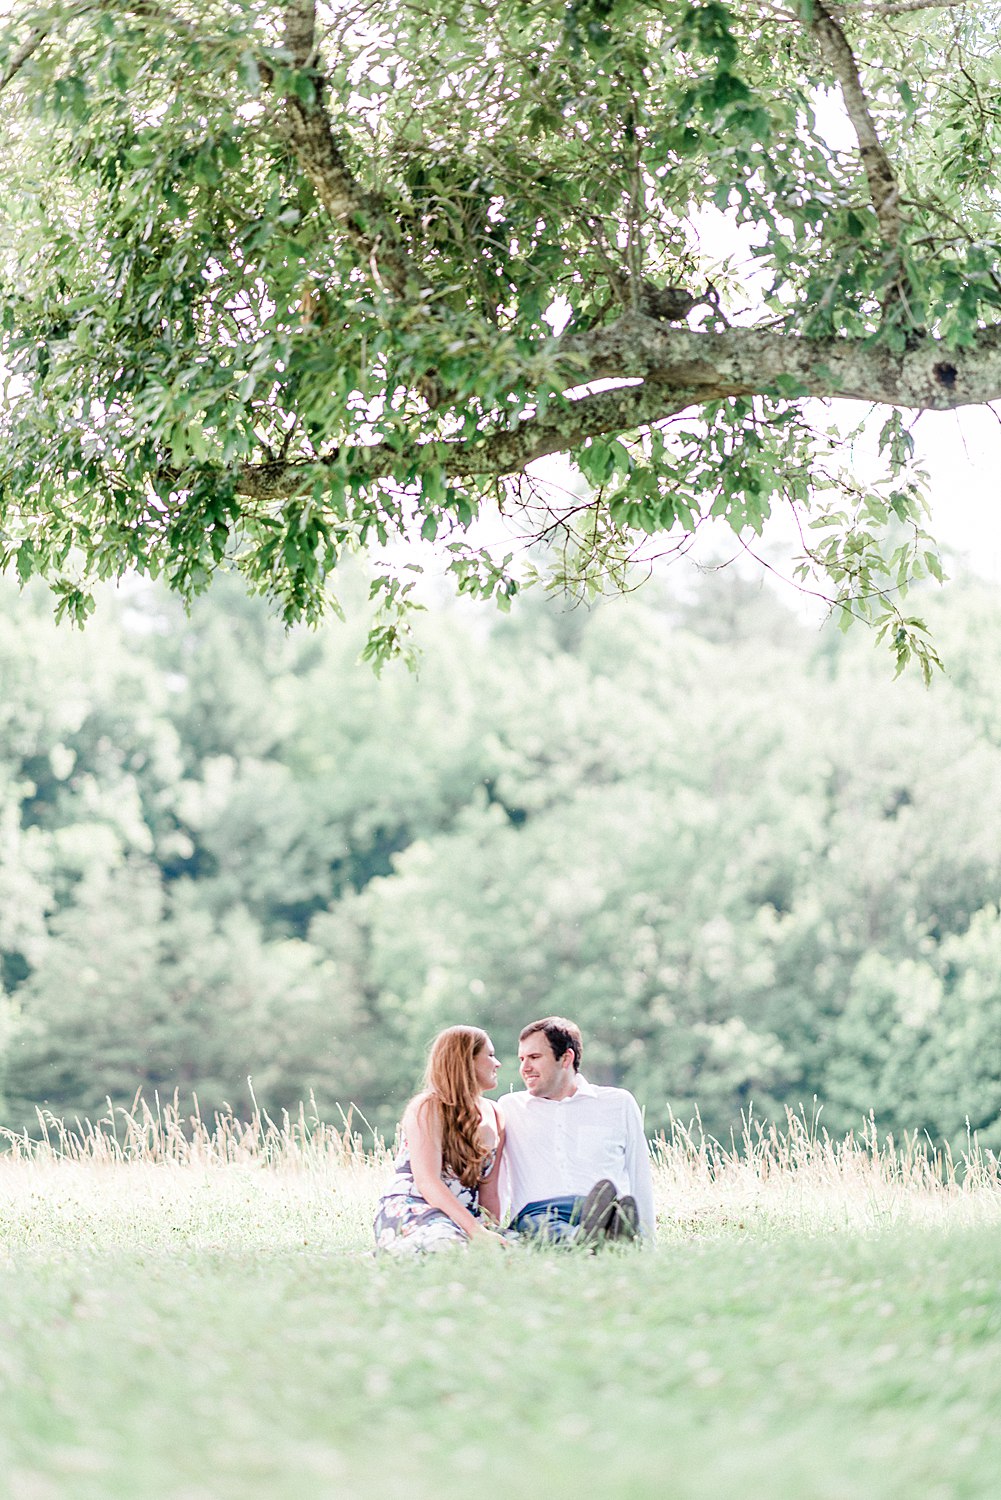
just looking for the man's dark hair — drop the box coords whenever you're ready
[519,1016,583,1072]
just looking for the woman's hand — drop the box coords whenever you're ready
[469,1224,508,1249]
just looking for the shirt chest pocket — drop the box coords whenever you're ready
[576,1123,625,1173]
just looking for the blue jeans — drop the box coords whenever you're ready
[509,1195,586,1243]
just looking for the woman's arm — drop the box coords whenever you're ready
[404,1096,498,1241]
[477,1102,505,1222]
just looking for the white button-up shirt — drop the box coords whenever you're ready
[500,1075,656,1236]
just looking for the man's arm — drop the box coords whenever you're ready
[495,1091,525,1221]
[623,1096,656,1238]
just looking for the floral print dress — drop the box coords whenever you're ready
[373,1138,498,1255]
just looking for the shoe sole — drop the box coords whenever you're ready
[576,1179,618,1245]
[608,1195,639,1242]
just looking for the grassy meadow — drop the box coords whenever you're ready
[2,1102,1001,1500]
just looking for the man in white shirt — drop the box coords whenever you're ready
[500,1016,655,1243]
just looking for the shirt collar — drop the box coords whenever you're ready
[520,1073,597,1103]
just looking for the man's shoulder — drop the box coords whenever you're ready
[585,1082,641,1106]
[583,1083,644,1124]
[499,1084,642,1112]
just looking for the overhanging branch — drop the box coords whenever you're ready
[201,318,1001,499]
[827,0,970,13]
[220,382,701,499]
[560,316,1001,405]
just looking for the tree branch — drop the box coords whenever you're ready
[827,0,970,13]
[218,381,701,499]
[561,316,1001,403]
[811,1,904,248]
[187,318,1001,499]
[0,23,48,92]
[1,0,413,299]
[260,0,414,300]
[0,0,201,95]
[282,0,317,68]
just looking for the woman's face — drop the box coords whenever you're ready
[473,1037,501,1093]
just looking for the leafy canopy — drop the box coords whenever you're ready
[1,0,999,672]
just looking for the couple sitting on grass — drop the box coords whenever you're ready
[373,1016,654,1253]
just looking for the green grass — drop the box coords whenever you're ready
[2,1104,1001,1499]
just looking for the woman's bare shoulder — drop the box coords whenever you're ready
[479,1098,503,1144]
[404,1092,440,1130]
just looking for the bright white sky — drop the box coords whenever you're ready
[912,407,1001,577]
[684,90,1001,586]
[656,120,1001,599]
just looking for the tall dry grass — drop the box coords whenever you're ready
[653,1104,1001,1234]
[0,1091,387,1254]
[2,1094,999,1244]
[0,1087,381,1169]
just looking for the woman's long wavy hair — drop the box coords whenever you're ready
[417,1026,491,1189]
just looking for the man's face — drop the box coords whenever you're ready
[518,1031,574,1098]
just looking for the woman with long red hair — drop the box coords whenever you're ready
[374,1026,507,1253]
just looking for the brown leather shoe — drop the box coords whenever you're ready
[575,1179,618,1246]
[607,1194,639,1242]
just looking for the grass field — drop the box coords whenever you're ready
[2,1101,1001,1500]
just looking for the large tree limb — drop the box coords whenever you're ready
[282,0,317,68]
[220,381,702,500]
[811,1,904,248]
[202,318,1001,499]
[556,315,1001,400]
[827,0,970,13]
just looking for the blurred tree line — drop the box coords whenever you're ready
[1,563,1001,1152]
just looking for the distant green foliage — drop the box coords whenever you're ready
[1,567,1001,1148]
